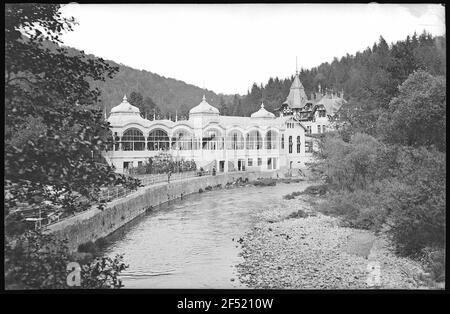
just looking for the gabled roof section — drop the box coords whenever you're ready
[316,94,347,116]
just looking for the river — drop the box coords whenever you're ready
[103,181,310,289]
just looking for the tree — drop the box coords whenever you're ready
[5,230,129,289]
[128,91,144,113]
[144,96,162,119]
[128,91,162,119]
[4,3,139,287]
[377,70,446,151]
[218,96,229,115]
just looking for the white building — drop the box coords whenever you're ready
[105,71,345,173]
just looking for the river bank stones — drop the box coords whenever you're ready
[236,194,430,289]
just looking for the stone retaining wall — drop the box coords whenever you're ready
[46,171,283,252]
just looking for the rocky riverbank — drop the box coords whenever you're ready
[236,187,434,289]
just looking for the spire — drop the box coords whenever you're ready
[318,83,322,94]
[123,94,127,102]
[202,94,206,102]
[153,109,156,121]
[295,56,298,75]
[175,110,178,122]
[261,102,264,109]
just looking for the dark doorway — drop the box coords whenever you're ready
[237,159,245,171]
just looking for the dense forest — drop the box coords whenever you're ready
[40,40,234,118]
[229,32,446,127]
[52,31,445,124]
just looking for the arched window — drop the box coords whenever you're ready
[265,130,278,150]
[246,130,262,150]
[171,129,194,150]
[148,129,170,151]
[297,136,301,153]
[226,130,244,150]
[281,134,285,149]
[202,129,223,150]
[122,128,145,151]
[288,136,293,154]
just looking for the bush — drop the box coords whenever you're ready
[420,247,445,283]
[382,147,446,256]
[318,189,388,231]
[283,191,302,200]
[302,184,328,196]
[286,210,310,219]
[252,178,276,186]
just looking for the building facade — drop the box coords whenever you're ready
[105,71,345,173]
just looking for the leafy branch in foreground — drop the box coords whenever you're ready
[5,231,128,289]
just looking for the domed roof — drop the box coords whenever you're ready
[107,95,150,127]
[110,95,140,114]
[189,95,220,115]
[251,103,275,119]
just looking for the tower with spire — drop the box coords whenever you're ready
[276,60,346,122]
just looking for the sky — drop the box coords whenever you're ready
[59,3,445,95]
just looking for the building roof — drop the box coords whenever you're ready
[283,73,308,109]
[110,95,140,114]
[189,95,220,115]
[108,94,150,127]
[316,94,346,116]
[250,103,275,119]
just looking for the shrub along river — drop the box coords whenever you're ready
[102,180,310,289]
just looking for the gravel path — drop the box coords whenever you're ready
[236,194,430,289]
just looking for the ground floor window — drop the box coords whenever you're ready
[297,136,301,154]
[248,158,253,166]
[257,158,262,166]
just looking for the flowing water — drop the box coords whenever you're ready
[103,181,309,289]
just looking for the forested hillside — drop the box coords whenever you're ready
[231,31,445,127]
[42,41,234,116]
[89,64,234,117]
[56,31,445,123]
